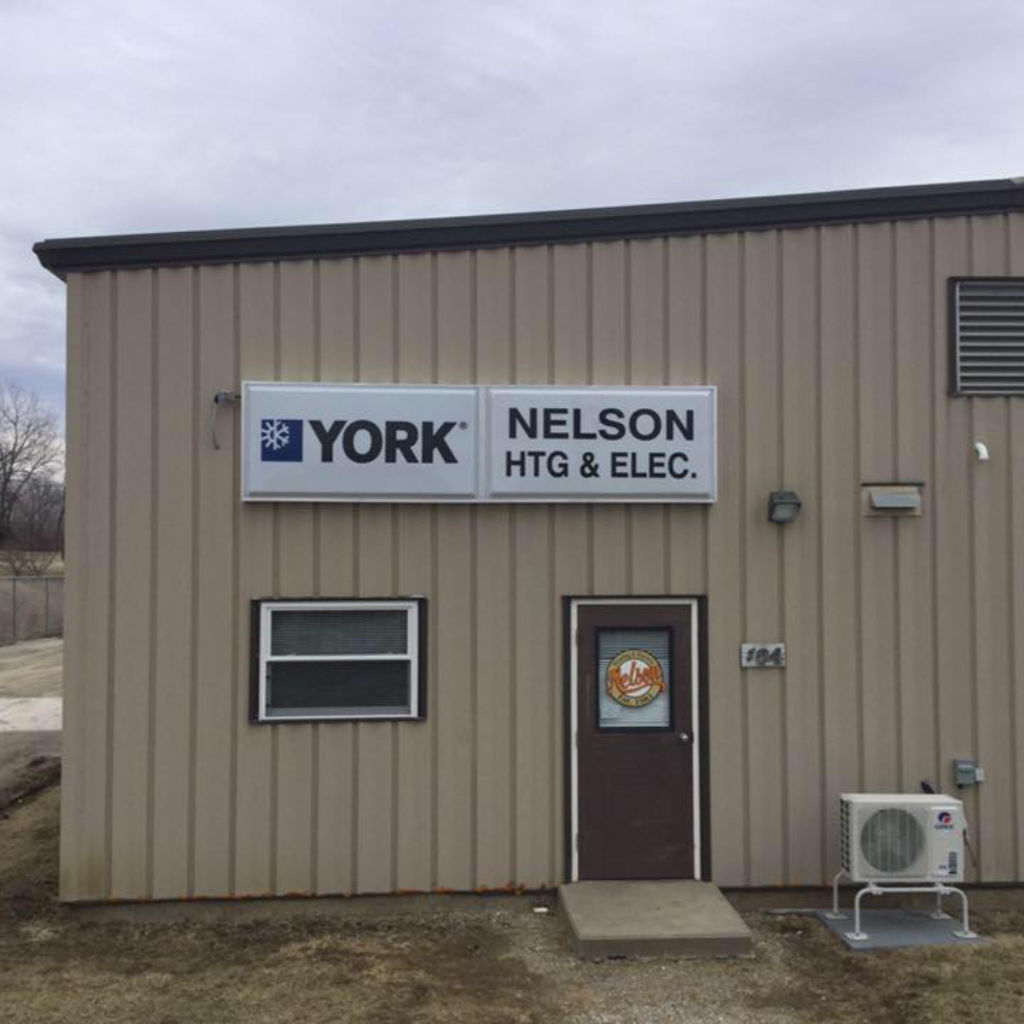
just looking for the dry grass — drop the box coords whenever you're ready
[750,911,1024,1024]
[1,787,1023,1023]
[0,789,558,1024]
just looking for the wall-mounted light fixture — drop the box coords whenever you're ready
[767,490,802,524]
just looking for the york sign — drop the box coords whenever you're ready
[242,382,716,502]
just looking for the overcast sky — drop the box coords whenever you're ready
[4,0,1024,421]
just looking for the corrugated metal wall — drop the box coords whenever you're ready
[61,212,1024,900]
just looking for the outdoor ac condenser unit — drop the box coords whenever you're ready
[840,794,965,884]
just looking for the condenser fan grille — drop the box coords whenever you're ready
[860,807,924,874]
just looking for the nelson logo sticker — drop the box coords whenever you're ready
[260,418,303,462]
[606,649,665,708]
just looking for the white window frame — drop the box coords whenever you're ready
[256,599,422,722]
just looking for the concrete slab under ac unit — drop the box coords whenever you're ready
[559,880,753,958]
[814,908,988,951]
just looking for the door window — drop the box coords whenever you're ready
[596,627,671,729]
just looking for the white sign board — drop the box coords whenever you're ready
[243,383,479,500]
[487,387,715,500]
[243,382,716,503]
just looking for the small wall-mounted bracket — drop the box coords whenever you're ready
[210,390,240,450]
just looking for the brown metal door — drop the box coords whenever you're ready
[577,604,694,879]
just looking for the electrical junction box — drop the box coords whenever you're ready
[954,759,984,787]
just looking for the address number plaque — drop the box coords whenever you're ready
[740,643,786,668]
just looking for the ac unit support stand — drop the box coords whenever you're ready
[826,870,977,942]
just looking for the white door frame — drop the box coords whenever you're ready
[569,597,703,882]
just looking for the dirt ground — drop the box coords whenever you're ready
[2,787,1024,1023]
[0,636,63,698]
[0,637,62,807]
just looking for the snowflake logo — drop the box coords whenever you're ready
[261,419,291,451]
[259,418,303,461]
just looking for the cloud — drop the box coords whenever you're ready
[4,0,1024,421]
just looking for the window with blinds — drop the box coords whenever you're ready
[952,278,1024,395]
[254,599,425,721]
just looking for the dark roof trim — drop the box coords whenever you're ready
[34,177,1024,280]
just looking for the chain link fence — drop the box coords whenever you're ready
[0,576,64,645]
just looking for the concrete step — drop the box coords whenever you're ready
[559,880,753,958]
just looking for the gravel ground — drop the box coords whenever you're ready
[2,785,1024,1023]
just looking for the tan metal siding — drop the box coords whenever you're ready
[969,217,1016,881]
[71,271,116,901]
[234,263,274,897]
[193,264,235,897]
[435,254,475,890]
[665,237,708,596]
[151,267,196,899]
[742,231,785,885]
[473,249,515,889]
[1010,215,1024,880]
[818,225,861,878]
[858,224,901,799]
[394,505,432,891]
[351,257,397,895]
[109,270,153,899]
[59,272,85,901]
[779,228,823,885]
[932,219,976,884]
[62,211,1024,900]
[276,260,317,896]
[314,258,359,894]
[893,219,936,802]
[704,232,745,885]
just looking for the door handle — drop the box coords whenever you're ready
[678,732,691,744]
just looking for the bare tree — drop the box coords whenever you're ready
[0,381,62,548]
[3,476,64,574]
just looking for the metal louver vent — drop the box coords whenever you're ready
[954,279,1024,394]
[840,800,851,873]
